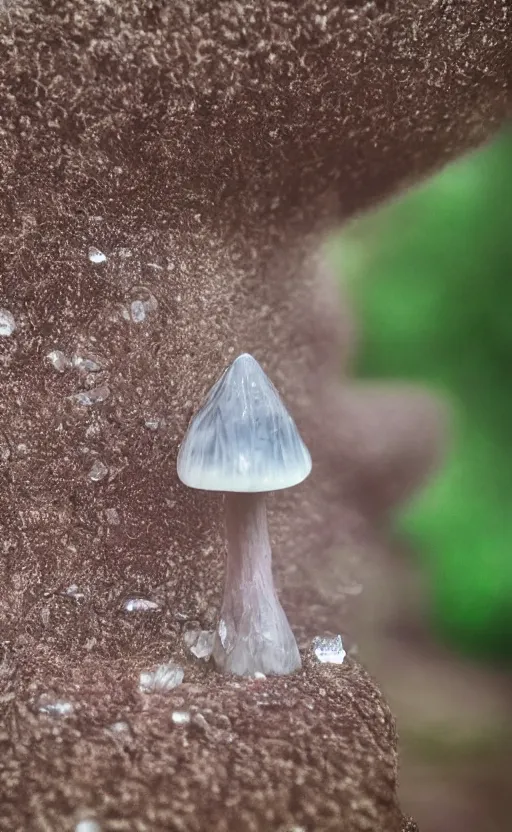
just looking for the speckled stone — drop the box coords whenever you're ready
[0,1,509,830]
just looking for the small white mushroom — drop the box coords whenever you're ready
[177,353,311,676]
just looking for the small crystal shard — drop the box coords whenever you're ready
[88,246,107,264]
[75,821,101,832]
[73,355,101,372]
[171,710,191,725]
[124,598,159,613]
[65,584,85,600]
[105,508,120,525]
[139,663,184,693]
[88,460,108,482]
[73,384,110,406]
[47,350,71,372]
[109,721,131,735]
[183,629,215,660]
[37,697,74,717]
[0,309,16,337]
[312,635,346,665]
[130,300,146,323]
[144,418,160,431]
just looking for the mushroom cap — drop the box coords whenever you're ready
[177,353,312,492]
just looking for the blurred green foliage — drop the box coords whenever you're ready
[331,130,512,662]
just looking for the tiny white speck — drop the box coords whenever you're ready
[144,418,160,431]
[88,246,107,264]
[253,671,266,680]
[0,309,16,337]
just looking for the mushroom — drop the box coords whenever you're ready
[177,353,311,676]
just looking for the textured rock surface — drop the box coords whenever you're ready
[0,0,509,830]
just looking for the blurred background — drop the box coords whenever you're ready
[330,129,512,832]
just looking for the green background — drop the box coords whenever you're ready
[331,130,512,663]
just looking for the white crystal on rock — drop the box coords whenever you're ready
[73,355,101,372]
[88,460,108,482]
[109,721,131,734]
[88,246,107,264]
[312,634,346,665]
[183,629,215,660]
[130,299,146,323]
[75,821,101,832]
[105,508,120,525]
[37,698,74,717]
[0,309,16,337]
[171,710,191,725]
[177,353,312,492]
[123,598,159,613]
[65,584,85,600]
[73,384,110,406]
[144,418,160,431]
[139,663,184,693]
[47,349,71,372]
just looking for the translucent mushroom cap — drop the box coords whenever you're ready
[177,353,312,492]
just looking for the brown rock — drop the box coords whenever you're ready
[0,1,509,830]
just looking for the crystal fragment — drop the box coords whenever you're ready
[130,300,146,323]
[139,663,184,693]
[171,710,191,725]
[88,460,108,482]
[109,721,131,734]
[312,634,346,665]
[37,697,74,717]
[75,821,101,832]
[47,350,71,372]
[73,384,110,406]
[65,584,85,600]
[123,598,159,613]
[73,355,101,372]
[105,508,120,525]
[183,629,215,660]
[88,246,107,264]
[0,309,16,336]
[144,418,160,431]
[253,671,266,680]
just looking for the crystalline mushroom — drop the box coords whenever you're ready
[177,352,311,676]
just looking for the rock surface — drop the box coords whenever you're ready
[0,0,509,829]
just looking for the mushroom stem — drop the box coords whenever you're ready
[212,492,302,676]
